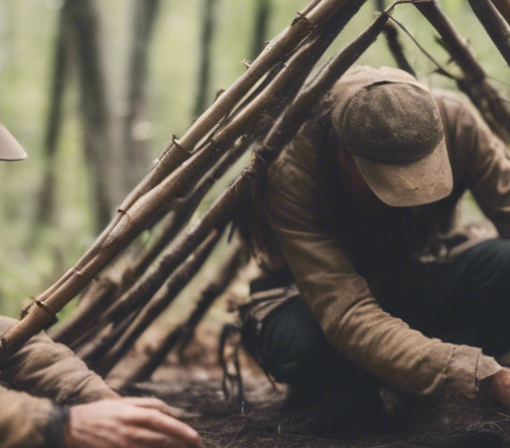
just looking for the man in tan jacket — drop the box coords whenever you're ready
[0,127,201,448]
[240,65,510,428]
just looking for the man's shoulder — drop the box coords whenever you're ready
[432,88,474,121]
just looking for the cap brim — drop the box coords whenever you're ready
[0,124,27,161]
[353,136,453,207]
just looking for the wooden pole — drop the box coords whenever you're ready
[492,0,510,26]
[467,0,510,68]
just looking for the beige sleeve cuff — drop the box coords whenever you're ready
[476,354,502,383]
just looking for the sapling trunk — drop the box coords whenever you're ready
[119,0,161,198]
[194,0,218,117]
[67,0,115,232]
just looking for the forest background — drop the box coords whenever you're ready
[0,0,508,321]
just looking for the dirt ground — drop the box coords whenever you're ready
[116,355,510,448]
[108,274,510,448]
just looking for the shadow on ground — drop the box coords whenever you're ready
[123,365,510,448]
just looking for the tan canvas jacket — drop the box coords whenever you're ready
[0,316,119,448]
[263,87,509,399]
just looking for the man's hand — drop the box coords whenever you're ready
[64,397,202,448]
[481,367,510,407]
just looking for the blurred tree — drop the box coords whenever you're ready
[35,7,69,231]
[193,0,218,118]
[250,0,272,62]
[118,0,161,199]
[65,0,115,233]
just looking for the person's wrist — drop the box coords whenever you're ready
[45,405,70,448]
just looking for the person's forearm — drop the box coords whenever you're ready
[328,297,501,397]
[0,317,118,404]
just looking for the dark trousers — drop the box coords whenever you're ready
[242,238,510,404]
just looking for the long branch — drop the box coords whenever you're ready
[467,0,510,68]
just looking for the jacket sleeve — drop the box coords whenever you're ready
[0,384,53,448]
[264,134,501,397]
[0,316,119,405]
[442,93,510,237]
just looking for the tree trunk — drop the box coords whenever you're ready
[118,0,160,198]
[250,0,272,62]
[35,4,69,230]
[65,0,115,233]
[193,0,217,118]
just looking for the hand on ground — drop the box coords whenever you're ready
[64,397,202,448]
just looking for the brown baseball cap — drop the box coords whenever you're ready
[329,66,453,207]
[0,124,27,161]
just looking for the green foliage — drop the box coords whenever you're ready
[0,0,508,317]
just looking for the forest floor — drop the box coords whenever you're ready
[111,347,510,448]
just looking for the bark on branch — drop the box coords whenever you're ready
[467,0,510,68]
